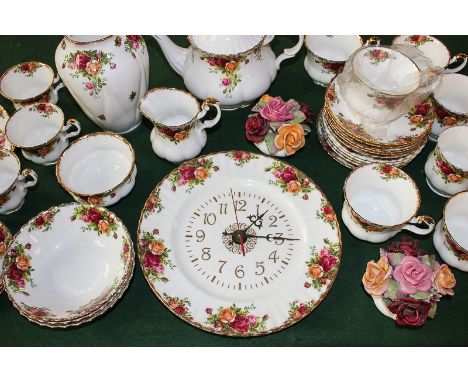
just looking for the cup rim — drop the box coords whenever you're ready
[5,102,65,150]
[56,132,136,198]
[433,73,468,117]
[0,149,21,196]
[64,35,113,45]
[442,190,468,254]
[343,163,421,229]
[138,87,201,130]
[304,35,363,64]
[0,61,55,103]
[392,35,452,68]
[437,125,468,172]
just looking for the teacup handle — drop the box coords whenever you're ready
[275,35,304,70]
[18,168,38,189]
[52,75,65,98]
[365,36,381,46]
[446,53,468,73]
[402,215,435,235]
[61,118,81,140]
[197,98,221,130]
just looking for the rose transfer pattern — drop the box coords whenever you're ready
[364,49,394,65]
[204,304,268,335]
[168,157,218,192]
[70,205,119,237]
[4,242,35,295]
[225,150,259,166]
[28,208,59,232]
[29,103,57,118]
[374,164,408,181]
[433,148,466,184]
[14,62,38,77]
[266,162,313,199]
[404,35,434,47]
[139,229,174,283]
[305,239,340,290]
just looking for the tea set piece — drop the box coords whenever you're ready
[0,104,14,151]
[362,237,456,327]
[429,73,468,141]
[153,35,304,110]
[2,203,134,328]
[5,102,81,166]
[304,35,380,87]
[138,151,341,336]
[0,61,64,110]
[245,94,312,157]
[433,191,468,272]
[0,150,38,215]
[139,87,221,163]
[55,35,149,134]
[0,221,12,294]
[392,35,467,73]
[56,132,136,207]
[424,125,468,197]
[341,163,435,243]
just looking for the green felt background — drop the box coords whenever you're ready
[0,35,467,346]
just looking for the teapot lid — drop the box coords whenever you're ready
[189,35,265,55]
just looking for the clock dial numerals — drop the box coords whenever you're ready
[218,260,227,273]
[269,215,278,227]
[269,250,279,263]
[219,203,227,215]
[196,230,205,242]
[234,199,247,212]
[255,261,265,275]
[234,265,245,279]
[203,213,216,225]
[201,247,211,260]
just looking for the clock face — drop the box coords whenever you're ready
[139,152,341,336]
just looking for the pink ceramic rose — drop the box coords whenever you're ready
[393,256,432,294]
[260,97,295,122]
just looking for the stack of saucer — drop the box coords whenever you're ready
[317,77,434,169]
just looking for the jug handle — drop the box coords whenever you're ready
[197,98,221,130]
[275,35,304,70]
[402,215,435,235]
[446,53,468,73]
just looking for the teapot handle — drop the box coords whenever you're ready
[402,215,435,235]
[275,35,304,70]
[446,53,468,73]
[197,98,221,130]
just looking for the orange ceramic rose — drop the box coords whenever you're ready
[274,124,305,155]
[362,255,393,295]
[433,264,456,296]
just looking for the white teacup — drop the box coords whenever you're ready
[0,150,38,215]
[5,103,81,166]
[0,62,64,109]
[342,163,434,243]
[56,132,136,206]
[433,191,468,271]
[304,35,380,86]
[430,73,468,141]
[139,87,221,163]
[424,125,468,197]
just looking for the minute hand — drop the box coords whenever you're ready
[244,233,300,241]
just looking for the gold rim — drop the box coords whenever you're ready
[343,163,421,230]
[442,190,468,257]
[64,35,113,45]
[0,221,12,293]
[56,132,136,199]
[304,35,363,63]
[137,150,343,337]
[138,87,201,130]
[188,35,266,58]
[0,61,55,103]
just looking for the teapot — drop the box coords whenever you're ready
[153,35,304,110]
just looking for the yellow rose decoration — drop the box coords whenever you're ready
[362,255,393,296]
[274,124,305,155]
[433,264,456,296]
[219,307,236,323]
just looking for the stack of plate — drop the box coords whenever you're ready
[317,76,434,169]
[2,203,134,328]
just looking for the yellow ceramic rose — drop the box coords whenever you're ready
[362,255,393,295]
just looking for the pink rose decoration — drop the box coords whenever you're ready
[247,315,257,325]
[260,97,295,122]
[393,256,432,294]
[221,78,231,86]
[85,82,94,90]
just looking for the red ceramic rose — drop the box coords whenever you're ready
[245,114,269,143]
[388,298,431,327]
[388,238,426,257]
[298,102,313,125]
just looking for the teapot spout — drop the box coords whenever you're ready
[152,35,187,76]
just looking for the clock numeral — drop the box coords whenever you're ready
[255,261,265,275]
[218,260,227,274]
[195,230,205,242]
[219,203,228,215]
[235,264,245,279]
[201,248,211,260]
[203,213,216,225]
[269,215,278,227]
[269,250,279,263]
[267,233,284,245]
[234,199,246,212]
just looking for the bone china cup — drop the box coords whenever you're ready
[424,125,468,197]
[0,150,38,215]
[5,103,81,166]
[342,163,434,243]
[0,62,64,109]
[56,133,136,206]
[433,191,468,271]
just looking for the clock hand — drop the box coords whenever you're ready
[244,233,300,241]
[245,209,268,231]
[230,188,246,257]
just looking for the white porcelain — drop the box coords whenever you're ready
[0,62,64,109]
[55,35,149,134]
[425,125,468,197]
[392,35,467,72]
[430,73,468,141]
[139,88,221,163]
[304,35,379,86]
[433,191,468,271]
[0,150,38,215]
[56,132,136,206]
[153,35,304,110]
[2,203,134,327]
[342,163,434,243]
[5,102,80,166]
[0,105,14,151]
[0,221,12,294]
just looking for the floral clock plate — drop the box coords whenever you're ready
[2,203,134,328]
[138,151,342,336]
[0,221,13,294]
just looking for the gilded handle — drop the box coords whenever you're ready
[446,53,468,73]
[403,215,435,235]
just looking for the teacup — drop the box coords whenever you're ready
[304,35,380,86]
[433,191,468,271]
[424,125,468,197]
[392,35,467,72]
[139,87,221,163]
[0,150,38,215]
[0,104,14,151]
[342,163,434,243]
[5,102,81,165]
[430,73,468,141]
[56,132,136,206]
[0,62,64,109]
